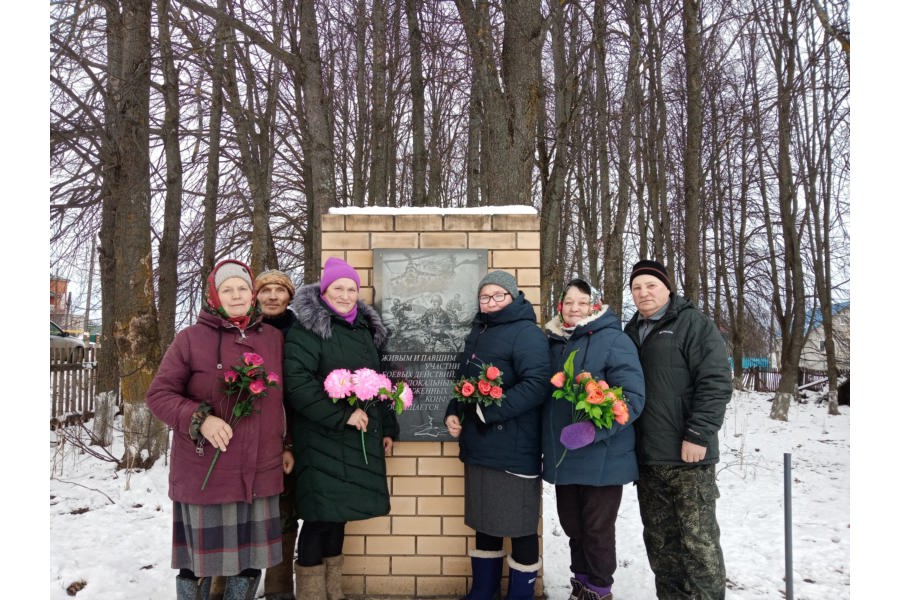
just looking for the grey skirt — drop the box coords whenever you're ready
[171,495,281,577]
[464,463,541,538]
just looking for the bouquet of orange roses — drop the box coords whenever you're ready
[451,362,505,407]
[550,349,629,459]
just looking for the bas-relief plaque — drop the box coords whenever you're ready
[373,249,488,441]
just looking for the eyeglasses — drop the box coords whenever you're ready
[478,292,510,304]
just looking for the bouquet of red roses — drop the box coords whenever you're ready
[550,349,629,460]
[451,362,505,407]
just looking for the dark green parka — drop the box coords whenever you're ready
[623,295,731,466]
[283,284,399,522]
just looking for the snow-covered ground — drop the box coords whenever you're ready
[46,391,851,599]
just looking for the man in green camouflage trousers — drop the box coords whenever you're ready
[624,260,731,600]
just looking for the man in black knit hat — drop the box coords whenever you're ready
[624,259,731,600]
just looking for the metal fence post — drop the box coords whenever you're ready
[784,452,793,600]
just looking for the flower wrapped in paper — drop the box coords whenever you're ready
[550,349,630,463]
[451,362,505,407]
[324,368,413,463]
[201,352,280,490]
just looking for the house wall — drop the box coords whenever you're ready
[321,208,544,598]
[799,306,851,372]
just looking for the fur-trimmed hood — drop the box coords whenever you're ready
[291,283,389,348]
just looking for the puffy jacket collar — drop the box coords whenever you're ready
[292,283,389,348]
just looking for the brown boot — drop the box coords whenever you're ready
[294,563,327,600]
[209,576,226,600]
[323,555,346,600]
[264,530,298,599]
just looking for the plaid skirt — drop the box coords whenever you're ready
[464,463,541,538]
[171,495,282,577]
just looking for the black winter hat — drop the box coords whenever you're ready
[629,259,672,291]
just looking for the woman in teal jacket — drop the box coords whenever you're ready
[542,279,645,600]
[283,257,399,600]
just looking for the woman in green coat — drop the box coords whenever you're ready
[283,257,399,600]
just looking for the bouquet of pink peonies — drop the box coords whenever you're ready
[323,367,413,463]
[202,352,280,490]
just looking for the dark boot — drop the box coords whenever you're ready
[264,530,298,599]
[581,581,613,600]
[209,576,226,600]
[464,549,505,600]
[222,574,261,600]
[323,555,346,600]
[176,575,211,600]
[295,563,327,600]
[505,557,542,600]
[568,575,586,600]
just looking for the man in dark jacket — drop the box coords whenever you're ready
[624,260,731,600]
[255,269,298,600]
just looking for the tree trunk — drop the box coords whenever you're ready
[292,0,337,281]
[106,0,164,468]
[97,2,123,403]
[540,2,575,319]
[201,0,228,282]
[369,0,389,206]
[455,0,544,206]
[156,0,183,350]
[602,0,640,316]
[352,0,368,208]
[406,0,427,206]
[764,0,804,422]
[682,0,702,302]
[221,9,281,274]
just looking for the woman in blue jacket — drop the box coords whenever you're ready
[542,279,645,600]
[445,270,550,600]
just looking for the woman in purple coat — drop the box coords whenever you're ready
[148,259,294,600]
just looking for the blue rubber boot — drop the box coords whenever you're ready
[465,549,505,600]
[505,557,542,600]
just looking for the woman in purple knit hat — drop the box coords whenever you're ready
[283,257,399,599]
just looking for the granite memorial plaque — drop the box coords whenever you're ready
[374,249,488,441]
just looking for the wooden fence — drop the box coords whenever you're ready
[741,367,849,393]
[50,346,102,424]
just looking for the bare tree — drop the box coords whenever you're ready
[602,0,642,315]
[455,0,545,206]
[681,0,702,301]
[156,0,184,349]
[102,0,165,468]
[406,0,428,206]
[752,0,806,421]
[798,0,850,414]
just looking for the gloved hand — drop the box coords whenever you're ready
[560,421,596,450]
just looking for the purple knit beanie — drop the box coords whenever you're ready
[321,257,361,291]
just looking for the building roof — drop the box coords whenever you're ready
[805,300,850,333]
